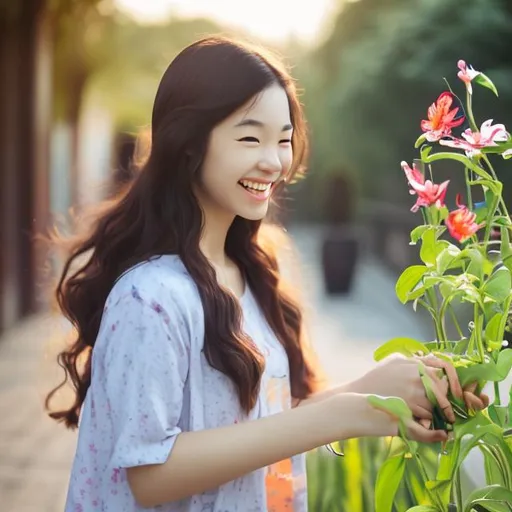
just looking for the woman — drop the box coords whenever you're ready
[47,36,486,511]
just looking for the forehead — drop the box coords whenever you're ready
[230,85,292,126]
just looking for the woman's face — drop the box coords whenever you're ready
[196,84,294,222]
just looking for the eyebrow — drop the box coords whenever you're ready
[235,119,293,131]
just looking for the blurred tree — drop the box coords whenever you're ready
[296,0,512,219]
[48,0,227,203]
[87,15,227,131]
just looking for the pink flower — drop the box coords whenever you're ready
[402,161,449,213]
[457,60,480,95]
[439,119,509,157]
[445,194,484,242]
[420,92,465,142]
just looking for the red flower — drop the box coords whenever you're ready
[445,194,483,242]
[420,92,465,142]
[402,161,449,213]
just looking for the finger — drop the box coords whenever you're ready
[420,355,463,399]
[427,374,456,423]
[407,420,448,443]
[480,393,490,408]
[418,418,432,429]
[464,392,486,411]
[464,381,478,394]
[410,404,433,420]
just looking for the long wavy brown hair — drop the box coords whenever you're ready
[46,36,323,429]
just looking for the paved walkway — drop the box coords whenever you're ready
[0,226,451,511]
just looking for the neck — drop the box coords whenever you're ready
[199,205,235,268]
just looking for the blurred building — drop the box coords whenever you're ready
[0,1,115,332]
[0,0,53,330]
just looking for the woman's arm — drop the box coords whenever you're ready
[127,393,395,507]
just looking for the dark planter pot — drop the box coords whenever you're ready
[321,227,359,295]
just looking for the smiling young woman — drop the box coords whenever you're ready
[46,36,474,512]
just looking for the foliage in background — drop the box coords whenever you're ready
[307,438,444,511]
[291,0,512,222]
[51,0,226,130]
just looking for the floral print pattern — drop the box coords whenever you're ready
[65,255,307,511]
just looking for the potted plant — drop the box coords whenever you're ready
[363,60,512,511]
[320,171,360,294]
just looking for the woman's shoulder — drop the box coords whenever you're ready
[106,254,199,313]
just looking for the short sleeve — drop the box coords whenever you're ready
[99,287,189,469]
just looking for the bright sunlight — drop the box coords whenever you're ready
[114,0,337,43]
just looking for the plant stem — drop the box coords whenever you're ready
[494,381,501,406]
[426,288,444,347]
[483,195,499,247]
[448,303,465,339]
[473,303,485,363]
[453,467,464,512]
[464,167,473,210]
[413,452,445,510]
[466,89,479,133]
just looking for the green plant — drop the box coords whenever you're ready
[367,61,512,511]
[307,437,426,511]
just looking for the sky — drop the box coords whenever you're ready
[114,0,338,44]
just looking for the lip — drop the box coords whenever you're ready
[238,177,276,185]
[238,181,273,202]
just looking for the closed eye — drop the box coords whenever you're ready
[279,139,292,144]
[237,136,259,143]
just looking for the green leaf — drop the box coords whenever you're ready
[437,439,460,481]
[410,225,430,245]
[425,479,452,505]
[374,455,406,512]
[464,485,512,512]
[396,265,428,304]
[406,507,439,512]
[463,247,488,281]
[494,217,512,227]
[485,313,507,350]
[488,404,508,427]
[475,205,490,224]
[497,350,512,380]
[420,228,449,267]
[421,145,433,160]
[500,227,512,277]
[437,245,461,275]
[367,396,413,422]
[414,134,427,148]
[483,267,512,303]
[474,72,499,97]
[374,337,430,361]
[457,351,512,386]
[481,443,508,488]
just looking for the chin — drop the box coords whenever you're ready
[237,205,269,221]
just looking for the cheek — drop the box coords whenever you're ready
[200,155,238,195]
[281,149,293,174]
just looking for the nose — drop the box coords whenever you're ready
[257,149,282,175]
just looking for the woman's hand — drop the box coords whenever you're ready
[327,392,449,443]
[354,354,488,424]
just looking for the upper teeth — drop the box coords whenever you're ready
[239,180,270,191]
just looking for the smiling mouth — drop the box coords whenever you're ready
[238,179,272,192]
[237,179,273,200]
